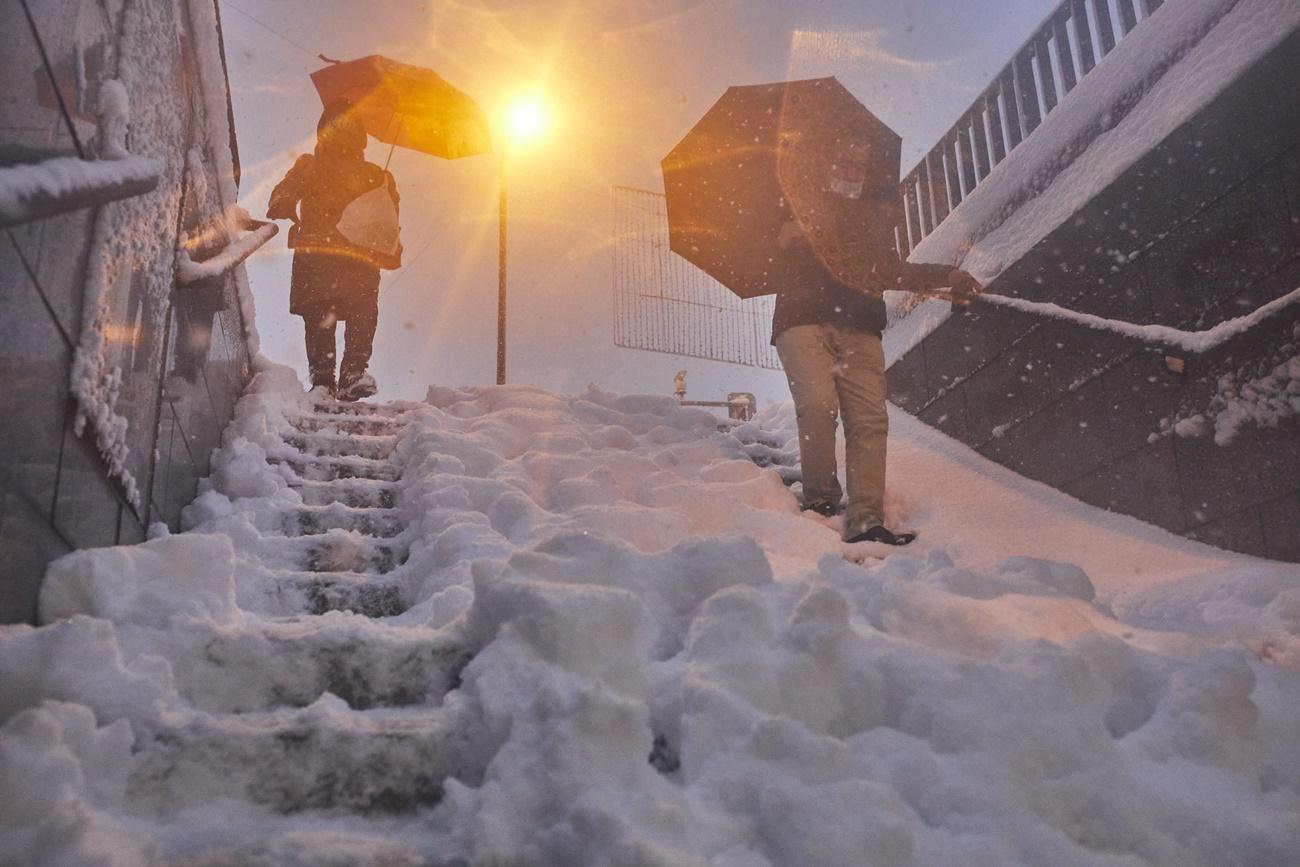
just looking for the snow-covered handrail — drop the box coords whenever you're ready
[176,220,278,285]
[0,155,159,229]
[976,285,1300,354]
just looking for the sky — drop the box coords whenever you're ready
[222,0,1062,405]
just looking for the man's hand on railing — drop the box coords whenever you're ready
[947,269,984,306]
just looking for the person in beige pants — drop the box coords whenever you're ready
[773,221,980,545]
[776,324,892,541]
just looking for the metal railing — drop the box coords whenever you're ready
[895,0,1167,254]
[612,185,783,370]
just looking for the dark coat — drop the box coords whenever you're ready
[770,251,956,342]
[268,148,399,318]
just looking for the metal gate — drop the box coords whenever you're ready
[612,185,782,370]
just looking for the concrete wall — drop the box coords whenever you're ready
[888,29,1300,561]
[0,0,250,623]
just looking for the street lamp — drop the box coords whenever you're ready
[497,97,549,385]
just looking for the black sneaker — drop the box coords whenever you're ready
[800,500,843,517]
[845,525,916,546]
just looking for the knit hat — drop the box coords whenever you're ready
[317,100,366,154]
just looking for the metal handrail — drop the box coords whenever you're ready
[895,0,1166,255]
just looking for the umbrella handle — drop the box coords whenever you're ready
[381,113,404,172]
[318,54,342,64]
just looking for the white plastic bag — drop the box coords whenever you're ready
[337,179,400,256]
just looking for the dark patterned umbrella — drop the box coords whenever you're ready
[662,77,902,298]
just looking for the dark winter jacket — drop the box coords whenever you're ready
[770,252,956,342]
[268,146,399,317]
[268,151,399,264]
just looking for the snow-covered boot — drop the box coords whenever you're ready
[844,525,916,546]
[337,370,378,402]
[307,382,335,402]
[800,499,843,517]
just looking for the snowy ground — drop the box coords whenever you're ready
[4,360,1299,866]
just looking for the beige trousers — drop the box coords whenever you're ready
[775,324,888,539]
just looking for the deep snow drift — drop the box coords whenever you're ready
[3,360,1299,866]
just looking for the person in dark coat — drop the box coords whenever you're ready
[267,100,401,400]
[773,219,981,546]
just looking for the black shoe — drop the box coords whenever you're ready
[800,500,843,517]
[845,525,916,546]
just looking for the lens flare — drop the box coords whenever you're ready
[506,99,548,143]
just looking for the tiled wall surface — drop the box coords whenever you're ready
[889,30,1300,561]
[0,0,249,623]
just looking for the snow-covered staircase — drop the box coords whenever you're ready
[118,398,482,824]
[11,370,1300,865]
[251,405,416,618]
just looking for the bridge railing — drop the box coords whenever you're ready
[896,0,1167,255]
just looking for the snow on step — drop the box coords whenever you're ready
[128,700,472,815]
[152,616,470,713]
[722,422,802,485]
[292,478,398,509]
[283,504,404,538]
[214,525,408,576]
[281,431,398,461]
[12,363,1300,866]
[288,412,407,436]
[269,454,402,483]
[255,569,408,618]
[309,400,416,419]
[278,532,408,575]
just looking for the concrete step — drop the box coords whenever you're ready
[295,573,406,618]
[162,617,471,713]
[288,412,407,437]
[282,431,398,461]
[129,704,471,815]
[283,504,404,538]
[270,455,401,483]
[153,832,467,867]
[293,479,398,510]
[294,535,408,576]
[249,570,408,618]
[310,401,412,419]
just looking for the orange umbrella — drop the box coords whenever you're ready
[310,55,492,160]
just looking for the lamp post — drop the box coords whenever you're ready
[496,98,547,386]
[497,147,507,385]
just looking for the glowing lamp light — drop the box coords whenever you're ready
[494,93,552,385]
[505,98,549,145]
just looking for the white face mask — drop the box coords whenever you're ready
[827,177,864,199]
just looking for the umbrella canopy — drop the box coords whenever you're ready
[311,55,492,160]
[661,77,902,298]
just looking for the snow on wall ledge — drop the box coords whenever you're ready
[2,362,1299,864]
[0,155,160,228]
[905,0,1300,285]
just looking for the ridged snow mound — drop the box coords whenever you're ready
[3,360,1299,865]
